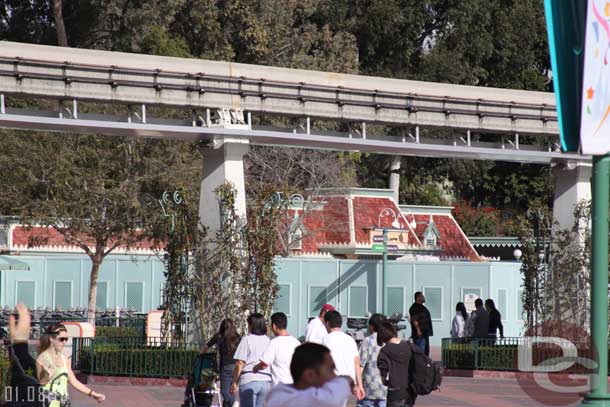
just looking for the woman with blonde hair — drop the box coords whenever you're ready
[36,324,106,406]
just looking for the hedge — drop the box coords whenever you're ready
[79,347,199,378]
[443,343,598,373]
[96,326,140,338]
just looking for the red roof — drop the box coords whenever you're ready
[405,214,479,260]
[295,190,479,260]
[11,226,157,252]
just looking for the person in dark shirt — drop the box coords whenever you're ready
[408,291,433,356]
[472,298,490,339]
[376,321,416,407]
[201,319,241,407]
[485,299,504,342]
[7,303,42,407]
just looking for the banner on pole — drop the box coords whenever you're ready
[581,0,610,154]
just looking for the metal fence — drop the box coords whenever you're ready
[441,337,597,373]
[72,336,202,378]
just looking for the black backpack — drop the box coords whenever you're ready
[408,342,442,395]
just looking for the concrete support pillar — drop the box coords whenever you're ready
[199,137,250,234]
[389,156,401,204]
[552,160,592,230]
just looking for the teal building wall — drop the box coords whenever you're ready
[1,254,523,346]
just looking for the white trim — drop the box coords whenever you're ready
[53,280,73,309]
[307,285,327,317]
[423,286,444,321]
[347,197,356,244]
[497,288,508,322]
[386,285,406,314]
[274,283,293,316]
[124,281,145,312]
[461,287,482,300]
[15,280,36,308]
[347,285,368,317]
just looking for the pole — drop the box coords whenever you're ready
[382,228,388,315]
[581,155,610,406]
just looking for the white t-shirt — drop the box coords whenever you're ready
[305,317,328,344]
[265,376,352,407]
[234,334,272,385]
[261,335,301,385]
[322,331,359,380]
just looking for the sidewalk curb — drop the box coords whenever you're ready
[442,368,610,382]
[81,374,188,387]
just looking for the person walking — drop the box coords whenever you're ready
[485,299,504,342]
[409,291,433,356]
[201,319,241,407]
[253,312,300,385]
[358,313,387,407]
[376,321,417,407]
[322,310,365,400]
[231,313,272,407]
[36,323,106,406]
[471,298,490,339]
[305,303,335,344]
[450,302,468,340]
[265,343,355,407]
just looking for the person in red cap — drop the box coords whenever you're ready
[305,303,335,344]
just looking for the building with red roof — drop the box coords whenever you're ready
[289,188,481,261]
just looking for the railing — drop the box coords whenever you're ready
[72,337,203,378]
[442,337,597,373]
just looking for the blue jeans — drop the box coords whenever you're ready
[239,381,271,407]
[220,364,236,407]
[414,336,429,355]
[358,399,387,407]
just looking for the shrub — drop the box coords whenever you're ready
[96,326,140,338]
[79,346,200,378]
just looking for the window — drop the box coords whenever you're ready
[54,281,72,309]
[423,287,443,320]
[309,286,327,316]
[125,282,144,312]
[497,289,507,320]
[273,284,291,315]
[16,281,35,309]
[349,286,367,317]
[387,287,404,315]
[289,228,303,250]
[517,289,524,321]
[96,281,108,310]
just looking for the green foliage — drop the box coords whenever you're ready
[96,326,140,338]
[79,347,199,377]
[0,355,9,401]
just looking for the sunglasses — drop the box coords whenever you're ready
[57,337,68,343]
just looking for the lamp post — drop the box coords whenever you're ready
[378,208,401,315]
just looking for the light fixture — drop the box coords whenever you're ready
[513,249,522,260]
[378,208,401,229]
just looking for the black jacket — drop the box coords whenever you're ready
[488,309,504,337]
[377,340,416,403]
[409,303,433,338]
[6,342,42,407]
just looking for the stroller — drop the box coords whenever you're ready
[182,353,218,407]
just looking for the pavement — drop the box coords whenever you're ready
[71,376,583,407]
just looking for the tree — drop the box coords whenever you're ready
[52,0,67,46]
[244,146,358,255]
[0,132,200,324]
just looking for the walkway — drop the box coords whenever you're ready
[71,376,581,407]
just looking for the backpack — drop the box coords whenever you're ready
[408,342,442,395]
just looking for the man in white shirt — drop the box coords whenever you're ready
[265,342,354,407]
[305,303,335,344]
[322,310,365,400]
[253,312,301,385]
